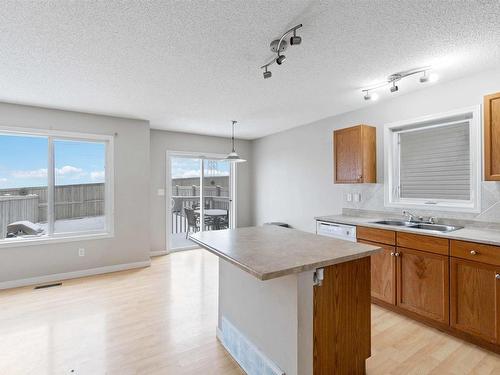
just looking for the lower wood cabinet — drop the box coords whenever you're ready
[450,257,500,344]
[396,247,449,324]
[359,239,396,305]
[358,225,500,353]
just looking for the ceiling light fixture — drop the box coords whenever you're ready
[260,24,303,79]
[363,90,379,101]
[290,29,302,45]
[225,121,246,163]
[263,66,272,79]
[419,71,439,83]
[276,54,286,65]
[361,66,438,101]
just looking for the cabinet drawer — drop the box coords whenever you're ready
[451,240,500,266]
[357,226,395,245]
[397,232,449,255]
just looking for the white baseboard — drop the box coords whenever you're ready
[168,245,199,253]
[150,250,168,257]
[0,260,151,290]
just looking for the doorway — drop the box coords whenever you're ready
[167,152,235,252]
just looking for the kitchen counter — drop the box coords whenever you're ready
[189,225,381,280]
[315,214,500,247]
[189,225,380,374]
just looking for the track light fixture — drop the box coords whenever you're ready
[419,71,429,83]
[260,24,303,79]
[361,66,439,101]
[290,29,302,45]
[390,81,399,93]
[263,66,272,79]
[363,90,379,101]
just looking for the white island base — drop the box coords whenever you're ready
[217,258,315,375]
[190,226,379,375]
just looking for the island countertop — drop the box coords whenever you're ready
[189,225,381,280]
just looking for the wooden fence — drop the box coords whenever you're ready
[0,183,105,238]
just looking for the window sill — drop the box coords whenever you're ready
[0,232,114,249]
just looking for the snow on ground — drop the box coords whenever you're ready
[38,216,105,233]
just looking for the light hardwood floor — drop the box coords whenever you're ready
[0,249,499,375]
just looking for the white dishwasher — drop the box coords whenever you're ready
[316,220,357,242]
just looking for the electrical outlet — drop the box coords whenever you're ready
[78,248,85,257]
[353,193,361,202]
[346,193,353,202]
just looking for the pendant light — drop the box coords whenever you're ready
[226,120,246,163]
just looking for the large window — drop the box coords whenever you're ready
[0,129,113,244]
[384,107,481,212]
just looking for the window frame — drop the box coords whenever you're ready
[0,126,114,247]
[384,106,481,213]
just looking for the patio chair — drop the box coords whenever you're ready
[184,207,199,238]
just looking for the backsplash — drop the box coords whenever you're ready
[342,182,500,223]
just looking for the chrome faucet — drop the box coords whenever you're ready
[403,210,436,224]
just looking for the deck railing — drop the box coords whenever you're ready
[170,185,231,233]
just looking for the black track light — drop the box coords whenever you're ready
[276,54,286,65]
[290,30,302,45]
[263,69,272,79]
[390,81,399,93]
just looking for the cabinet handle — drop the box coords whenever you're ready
[358,175,363,180]
[470,250,479,255]
[496,273,500,280]
[390,252,395,257]
[394,252,400,257]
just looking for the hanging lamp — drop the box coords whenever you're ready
[226,120,246,163]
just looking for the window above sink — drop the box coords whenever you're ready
[384,106,481,213]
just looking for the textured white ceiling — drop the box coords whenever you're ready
[1,1,500,139]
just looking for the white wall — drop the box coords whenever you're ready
[150,129,253,253]
[252,67,500,232]
[0,102,151,285]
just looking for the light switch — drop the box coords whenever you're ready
[353,193,361,202]
[346,193,353,202]
[157,188,165,196]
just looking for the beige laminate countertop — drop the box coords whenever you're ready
[315,214,500,247]
[189,225,381,280]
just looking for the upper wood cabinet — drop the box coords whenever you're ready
[484,92,500,181]
[334,125,376,183]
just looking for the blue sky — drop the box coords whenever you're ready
[171,157,230,179]
[0,134,105,188]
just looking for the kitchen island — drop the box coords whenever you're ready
[190,226,381,375]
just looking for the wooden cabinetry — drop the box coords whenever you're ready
[450,257,500,344]
[359,225,500,353]
[334,125,376,183]
[484,92,500,181]
[396,247,449,324]
[359,240,396,305]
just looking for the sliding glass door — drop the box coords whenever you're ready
[168,154,234,251]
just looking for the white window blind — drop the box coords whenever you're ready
[398,122,471,201]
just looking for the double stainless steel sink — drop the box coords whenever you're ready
[371,220,462,233]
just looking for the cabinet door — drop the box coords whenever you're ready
[359,240,396,304]
[396,247,449,324]
[334,126,362,183]
[450,257,500,343]
[484,92,500,181]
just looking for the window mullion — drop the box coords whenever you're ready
[47,137,55,236]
